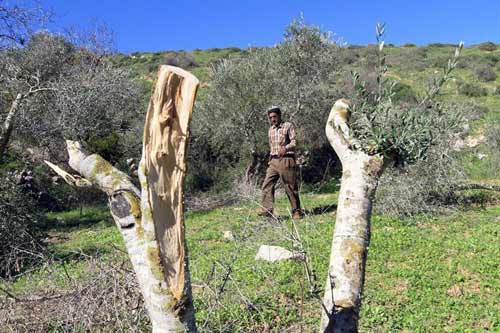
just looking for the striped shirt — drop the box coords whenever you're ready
[268,121,296,156]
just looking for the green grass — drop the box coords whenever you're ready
[362,208,500,332]
[4,191,499,332]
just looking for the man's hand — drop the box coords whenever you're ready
[278,147,286,157]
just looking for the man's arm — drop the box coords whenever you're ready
[268,127,273,153]
[284,123,296,151]
[278,123,296,156]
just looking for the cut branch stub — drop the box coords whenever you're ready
[142,65,199,301]
[44,160,92,187]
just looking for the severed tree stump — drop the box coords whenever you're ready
[47,65,199,332]
[320,99,385,333]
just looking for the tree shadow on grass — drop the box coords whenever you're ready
[45,206,112,231]
[304,204,337,216]
[264,204,338,221]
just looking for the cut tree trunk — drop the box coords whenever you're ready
[320,99,385,332]
[0,93,23,160]
[47,65,199,332]
[141,65,199,331]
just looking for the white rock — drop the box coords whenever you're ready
[477,153,487,160]
[466,134,486,148]
[223,231,235,241]
[453,139,465,151]
[255,245,303,263]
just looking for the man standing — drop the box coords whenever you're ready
[260,106,302,220]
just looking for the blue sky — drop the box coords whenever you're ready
[40,0,500,53]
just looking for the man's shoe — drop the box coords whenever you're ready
[292,210,303,220]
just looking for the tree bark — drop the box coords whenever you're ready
[320,99,385,332]
[48,65,199,332]
[0,93,23,160]
[64,140,192,331]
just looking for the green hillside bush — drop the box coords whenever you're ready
[458,82,488,97]
[164,51,198,68]
[477,41,497,51]
[392,82,418,103]
[457,53,495,69]
[475,64,497,82]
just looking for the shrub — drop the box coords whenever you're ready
[375,146,464,217]
[358,44,379,68]
[472,123,500,179]
[402,43,416,47]
[460,102,490,121]
[483,53,500,64]
[0,173,46,278]
[429,55,451,68]
[164,51,198,68]
[340,48,360,65]
[392,82,418,103]
[457,54,495,69]
[474,64,497,82]
[386,48,427,71]
[458,82,488,97]
[427,43,456,48]
[477,41,497,51]
[414,46,428,58]
[495,86,500,95]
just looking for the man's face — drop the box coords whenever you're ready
[268,112,281,126]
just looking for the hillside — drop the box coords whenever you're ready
[1,42,499,332]
[113,42,500,185]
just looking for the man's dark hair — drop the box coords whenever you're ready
[267,106,281,116]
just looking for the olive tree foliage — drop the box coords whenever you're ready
[0,31,143,160]
[194,17,340,185]
[347,27,463,163]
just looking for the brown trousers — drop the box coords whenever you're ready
[261,157,301,212]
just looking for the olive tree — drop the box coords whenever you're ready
[320,24,463,332]
[0,31,142,161]
[196,17,339,184]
